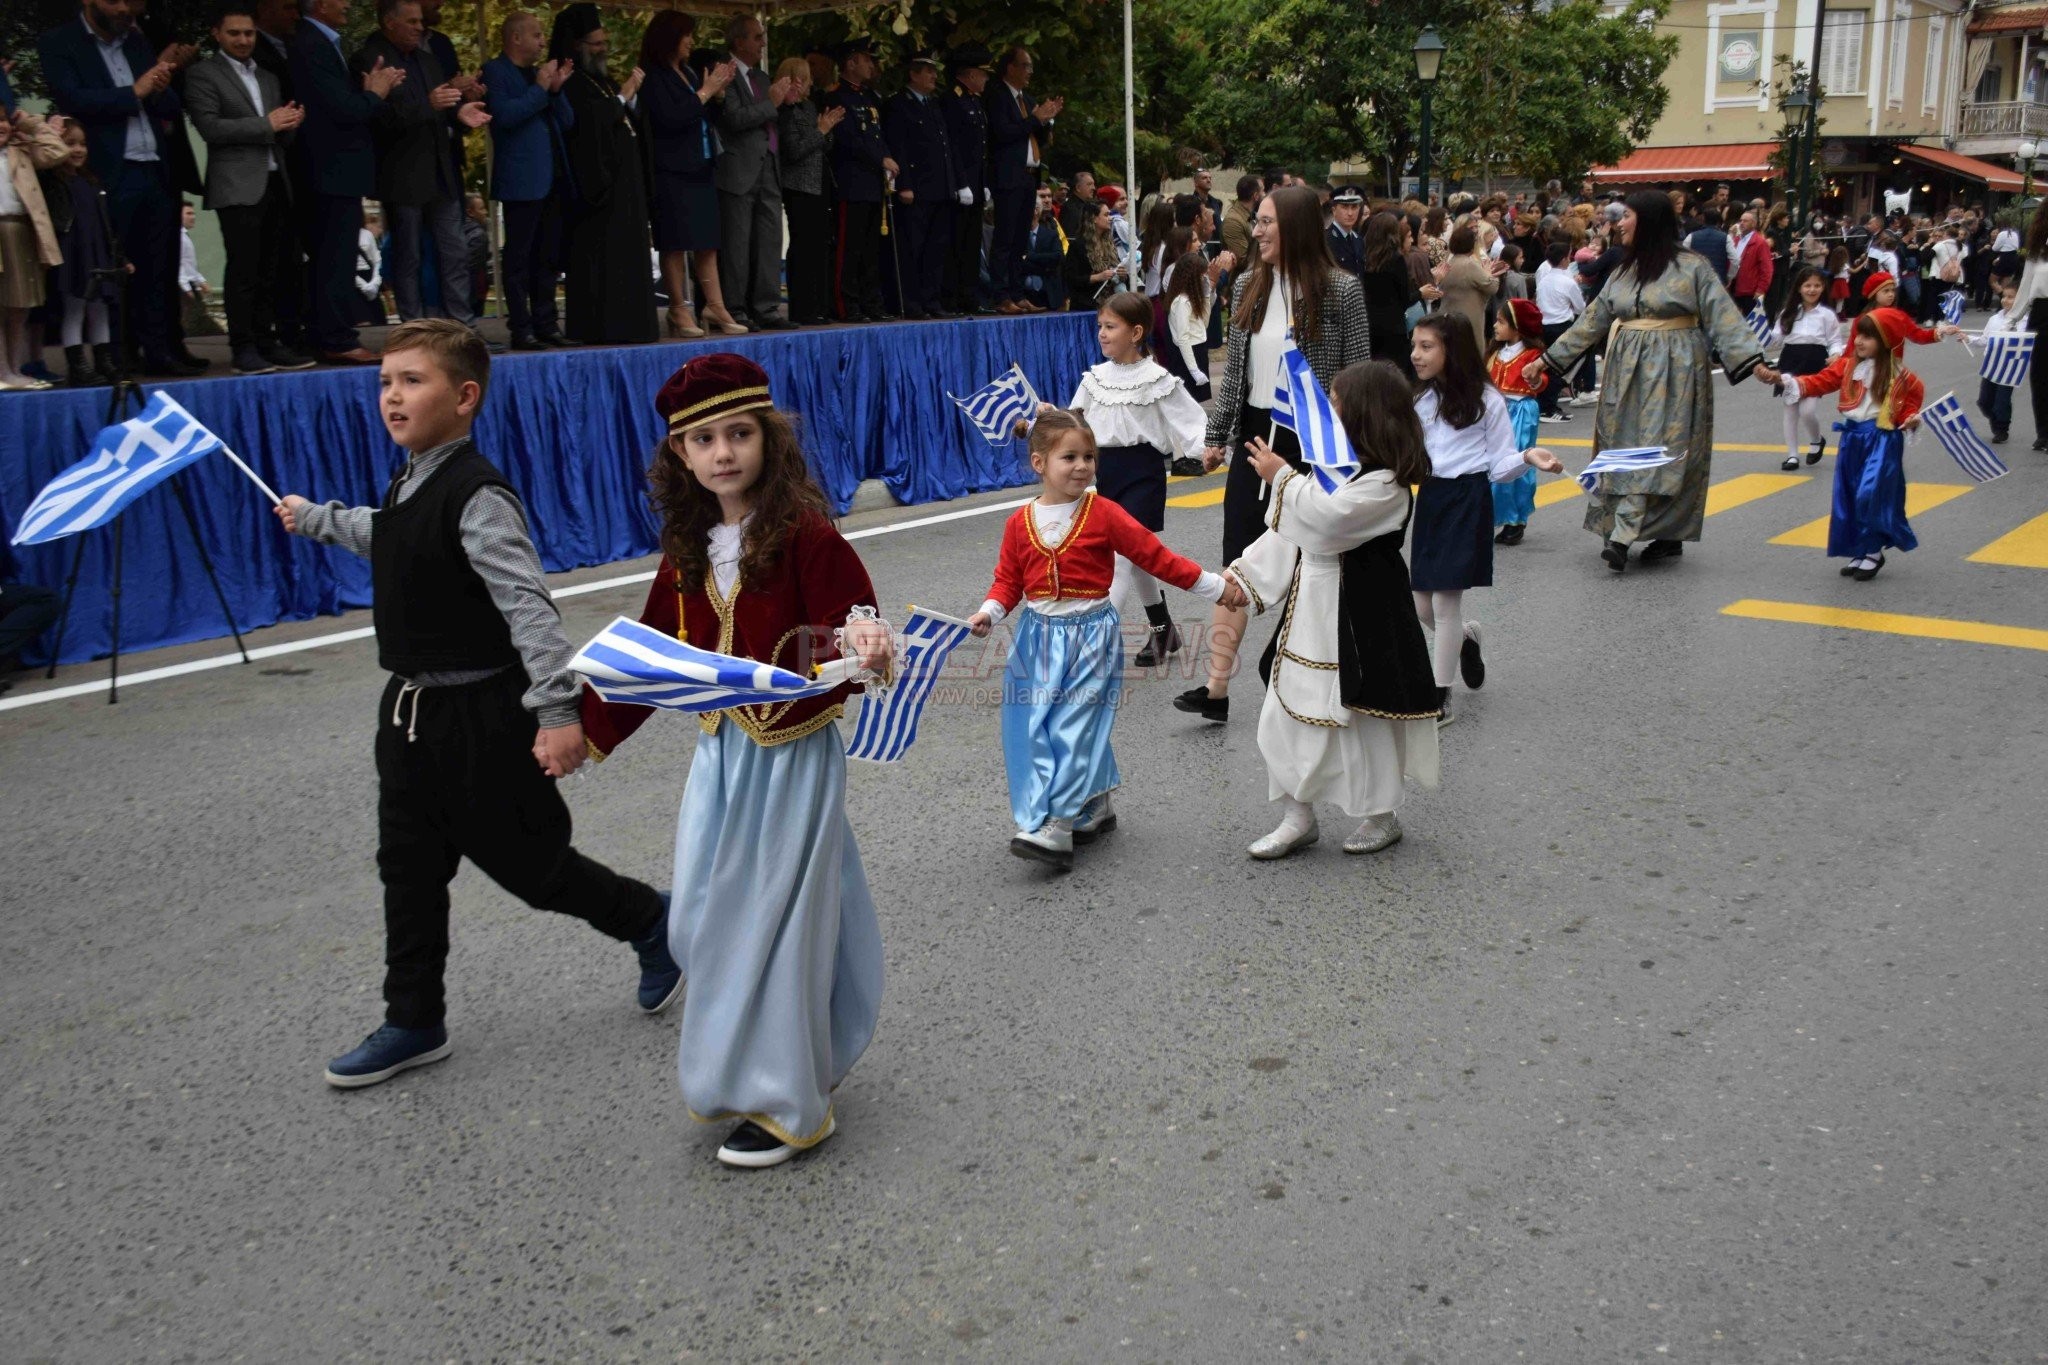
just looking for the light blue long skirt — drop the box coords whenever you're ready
[1492,395,1540,527]
[1000,603,1123,832]
[669,723,883,1148]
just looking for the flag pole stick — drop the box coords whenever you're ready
[214,442,284,507]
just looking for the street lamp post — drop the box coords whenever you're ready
[2020,139,2040,203]
[1784,84,1811,230]
[1413,27,1445,205]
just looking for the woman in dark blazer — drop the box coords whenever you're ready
[776,55,842,325]
[638,11,746,335]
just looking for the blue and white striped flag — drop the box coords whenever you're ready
[1978,330,2034,387]
[1270,343,1360,493]
[10,392,225,546]
[948,364,1041,446]
[1939,290,1966,326]
[1575,446,1674,491]
[571,616,846,713]
[1745,300,1774,347]
[845,607,972,763]
[1920,392,2009,483]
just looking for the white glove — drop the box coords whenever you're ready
[956,187,973,206]
[1782,382,1804,407]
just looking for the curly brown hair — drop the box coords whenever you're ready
[648,408,827,591]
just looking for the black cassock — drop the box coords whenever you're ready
[560,70,657,345]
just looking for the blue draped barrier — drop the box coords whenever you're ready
[0,311,1094,665]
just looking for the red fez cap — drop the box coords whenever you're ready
[1861,271,1895,299]
[1507,297,1543,340]
[656,353,775,434]
[1096,185,1124,207]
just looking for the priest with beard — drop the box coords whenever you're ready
[551,3,656,343]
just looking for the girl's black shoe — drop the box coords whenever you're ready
[1639,539,1684,562]
[1807,437,1827,464]
[1851,553,1886,582]
[1601,541,1629,572]
[1494,523,1525,545]
[1172,684,1228,723]
[1132,601,1182,667]
[1781,454,1801,470]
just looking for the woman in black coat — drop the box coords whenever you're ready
[1356,211,1436,380]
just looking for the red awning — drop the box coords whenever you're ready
[1898,143,2027,192]
[1590,143,1781,182]
[1968,5,2048,33]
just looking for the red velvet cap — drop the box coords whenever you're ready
[656,353,775,434]
[1861,271,1895,299]
[1506,297,1543,340]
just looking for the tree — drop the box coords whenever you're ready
[1763,55,1826,219]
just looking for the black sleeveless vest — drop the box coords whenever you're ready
[370,442,524,676]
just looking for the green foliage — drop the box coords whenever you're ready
[1763,54,1825,205]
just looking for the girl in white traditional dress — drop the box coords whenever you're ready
[1222,361,1443,860]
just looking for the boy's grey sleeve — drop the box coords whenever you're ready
[293,501,376,557]
[457,487,583,729]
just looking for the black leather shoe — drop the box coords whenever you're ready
[1601,540,1629,572]
[510,334,547,351]
[535,330,576,348]
[1172,684,1228,724]
[1851,553,1886,582]
[753,314,797,330]
[260,343,317,370]
[1639,539,1684,562]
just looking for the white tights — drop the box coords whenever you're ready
[1782,395,1824,460]
[61,296,111,348]
[1110,556,1165,618]
[1412,589,1466,689]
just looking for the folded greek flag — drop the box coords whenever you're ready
[1270,344,1360,493]
[572,616,849,713]
[948,364,1040,446]
[1575,446,1674,491]
[1745,300,1774,347]
[845,607,972,763]
[1920,392,2009,483]
[11,392,223,546]
[1939,290,1965,326]
[1978,330,2034,387]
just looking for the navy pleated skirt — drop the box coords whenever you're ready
[1410,471,1494,591]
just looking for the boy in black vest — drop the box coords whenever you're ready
[276,319,680,1089]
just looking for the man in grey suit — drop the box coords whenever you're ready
[715,16,796,329]
[187,4,315,374]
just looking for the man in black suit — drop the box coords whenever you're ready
[882,51,955,319]
[290,0,406,362]
[38,0,205,375]
[1058,168,1094,243]
[247,0,309,349]
[983,45,1060,315]
[942,43,990,315]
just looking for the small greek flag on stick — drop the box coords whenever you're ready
[572,617,851,713]
[10,391,275,546]
[1269,346,1361,493]
[1978,330,2034,387]
[948,364,1041,446]
[1745,300,1774,347]
[1920,392,2009,483]
[1575,446,1675,492]
[845,607,972,763]
[1939,290,1966,326]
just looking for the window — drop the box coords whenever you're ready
[1819,9,1868,96]
[1976,63,2004,104]
[1886,4,1911,109]
[1923,16,1945,114]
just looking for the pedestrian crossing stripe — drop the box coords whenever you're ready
[1703,472,1810,514]
[1546,437,1787,453]
[1770,484,1973,547]
[1966,509,2048,568]
[1721,599,2048,653]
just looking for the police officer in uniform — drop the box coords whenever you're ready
[829,37,898,321]
[1326,186,1366,280]
[943,42,991,315]
[883,50,957,319]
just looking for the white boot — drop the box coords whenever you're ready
[1248,799,1318,860]
[1010,818,1075,868]
[1073,792,1116,843]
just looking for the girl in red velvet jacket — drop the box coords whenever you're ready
[966,409,1244,868]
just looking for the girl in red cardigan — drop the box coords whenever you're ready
[968,410,1244,868]
[1776,312,1926,581]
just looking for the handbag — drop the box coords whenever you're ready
[1403,300,1427,331]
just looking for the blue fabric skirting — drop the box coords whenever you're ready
[669,722,883,1148]
[0,312,1096,665]
[1000,602,1123,832]
[1492,395,1539,527]
[1829,419,1916,559]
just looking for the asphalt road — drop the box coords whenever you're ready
[3,326,2046,1363]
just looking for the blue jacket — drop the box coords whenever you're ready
[638,64,716,178]
[287,20,382,197]
[881,89,955,201]
[482,54,572,202]
[37,16,184,189]
[1687,226,1730,283]
[984,82,1050,192]
[829,81,892,204]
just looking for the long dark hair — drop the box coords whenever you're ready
[650,408,826,591]
[1777,264,1828,335]
[1332,361,1430,485]
[1233,184,1334,344]
[1160,250,1209,325]
[638,10,695,72]
[1138,201,1176,278]
[2026,201,2048,260]
[1362,211,1406,274]
[1620,189,1681,283]
[1412,314,1486,431]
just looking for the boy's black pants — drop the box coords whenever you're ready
[375,671,662,1029]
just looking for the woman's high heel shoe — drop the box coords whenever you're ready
[701,305,750,336]
[666,308,705,339]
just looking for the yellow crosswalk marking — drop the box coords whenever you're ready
[1534,478,1584,508]
[1967,510,2048,568]
[1705,473,1810,515]
[1769,483,1973,547]
[1548,438,1787,453]
[1168,486,1228,509]
[1722,599,2048,653]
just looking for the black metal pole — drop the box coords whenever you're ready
[1797,0,1827,229]
[1416,84,1435,206]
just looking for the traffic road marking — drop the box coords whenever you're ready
[1966,509,2048,569]
[1705,473,1811,515]
[1534,478,1584,508]
[1721,599,2048,653]
[1769,483,1973,547]
[1168,486,1228,508]
[1548,437,1787,453]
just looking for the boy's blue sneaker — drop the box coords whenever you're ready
[634,892,684,1015]
[324,1023,451,1089]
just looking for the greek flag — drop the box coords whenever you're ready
[10,392,224,546]
[1939,290,1965,326]
[845,607,972,764]
[1920,392,2009,483]
[948,364,1041,446]
[1746,300,1774,347]
[1575,446,1674,492]
[1978,330,2034,387]
[1270,344,1360,493]
[571,616,845,712]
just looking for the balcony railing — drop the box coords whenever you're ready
[1960,100,2048,139]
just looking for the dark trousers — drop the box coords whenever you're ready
[499,196,562,339]
[944,198,983,310]
[783,189,833,323]
[374,670,662,1029]
[2028,300,2048,442]
[1978,377,2014,437]
[833,198,883,319]
[217,173,294,351]
[306,191,364,352]
[0,582,61,666]
[387,197,477,325]
[718,181,785,320]
[894,196,944,313]
[988,185,1033,301]
[107,161,178,358]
